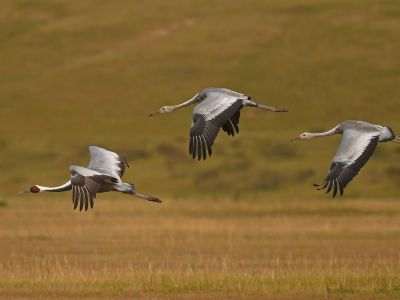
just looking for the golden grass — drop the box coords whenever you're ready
[1,196,400,299]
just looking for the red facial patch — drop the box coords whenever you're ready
[30,186,40,193]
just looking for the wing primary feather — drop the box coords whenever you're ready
[194,135,201,159]
[192,136,197,159]
[83,186,90,211]
[224,121,234,136]
[86,186,93,209]
[317,180,327,190]
[229,120,235,136]
[203,128,213,156]
[73,186,79,210]
[84,182,95,208]
[332,179,338,198]
[72,186,76,204]
[204,130,213,156]
[322,180,329,189]
[86,181,97,205]
[201,135,207,160]
[197,136,202,161]
[326,180,334,194]
[79,186,84,211]
[338,177,344,196]
[89,190,94,208]
[232,119,239,134]
[321,135,379,197]
[189,136,193,155]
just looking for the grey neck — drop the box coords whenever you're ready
[172,94,199,111]
[310,126,340,138]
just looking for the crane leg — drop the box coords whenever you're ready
[131,191,162,203]
[392,137,400,143]
[245,100,288,112]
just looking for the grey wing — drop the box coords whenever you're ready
[222,110,241,137]
[189,97,243,160]
[206,88,248,99]
[70,165,115,211]
[203,89,246,137]
[316,130,380,197]
[87,146,129,180]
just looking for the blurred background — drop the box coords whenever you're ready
[1,0,400,202]
[1,1,400,299]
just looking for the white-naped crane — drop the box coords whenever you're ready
[292,120,400,197]
[23,146,161,211]
[149,87,288,160]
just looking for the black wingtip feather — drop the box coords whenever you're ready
[332,180,338,198]
[189,136,193,155]
[197,136,202,161]
[79,186,84,212]
[326,180,333,193]
[201,135,207,160]
[192,137,197,159]
[73,186,79,210]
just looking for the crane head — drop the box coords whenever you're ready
[291,132,313,141]
[149,106,174,116]
[30,185,41,193]
[18,185,40,195]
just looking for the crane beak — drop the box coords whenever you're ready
[17,189,30,195]
[132,191,162,203]
[147,196,162,203]
[392,137,400,143]
[148,111,160,117]
[290,136,301,142]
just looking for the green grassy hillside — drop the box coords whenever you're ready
[1,0,400,200]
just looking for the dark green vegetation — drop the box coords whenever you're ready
[0,0,400,299]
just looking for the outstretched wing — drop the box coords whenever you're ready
[87,146,129,181]
[189,93,244,160]
[70,165,116,211]
[222,110,241,137]
[316,130,380,197]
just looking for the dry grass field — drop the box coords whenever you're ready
[1,197,400,299]
[1,0,400,299]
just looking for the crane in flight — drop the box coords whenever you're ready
[292,120,400,197]
[23,146,161,211]
[150,87,288,160]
